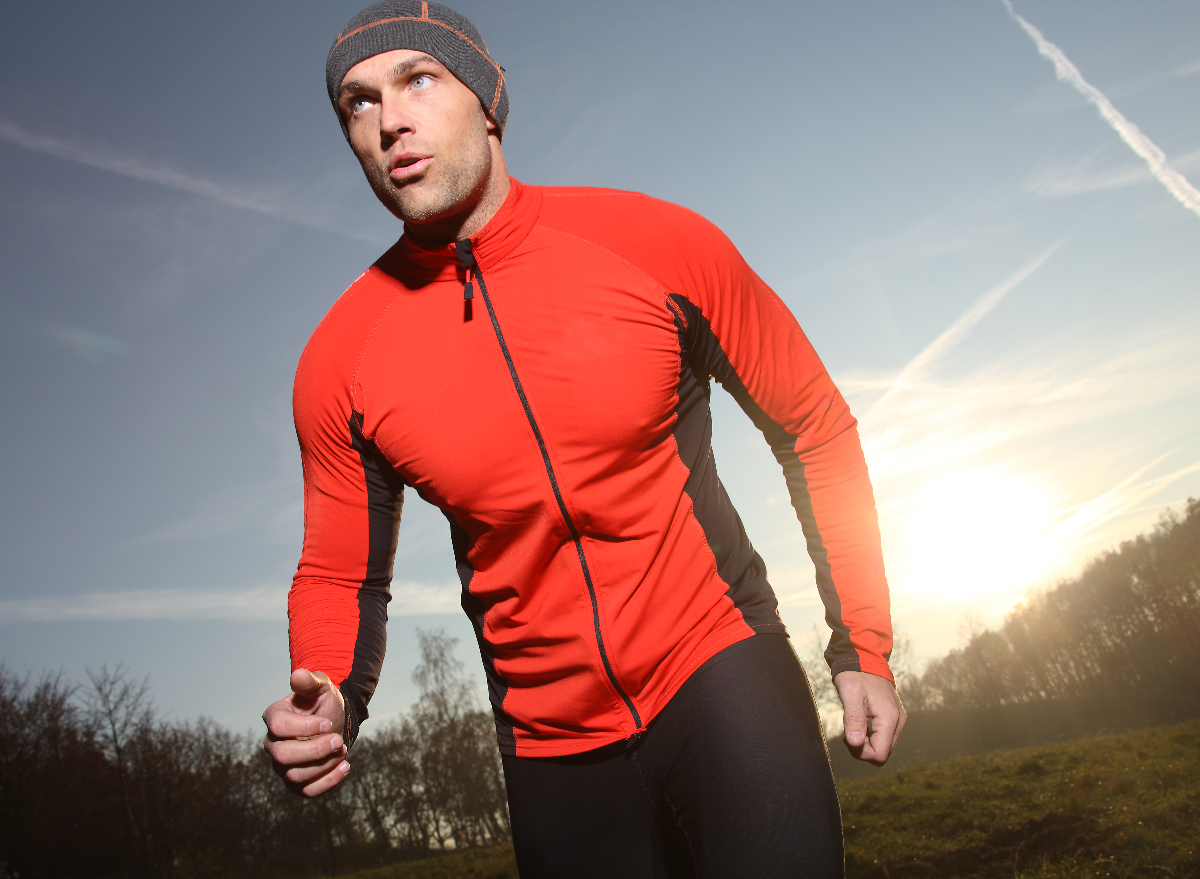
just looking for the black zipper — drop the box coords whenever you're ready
[456,239,642,731]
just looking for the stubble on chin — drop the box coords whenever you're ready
[361,146,491,227]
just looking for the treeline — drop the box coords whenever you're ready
[903,498,1200,711]
[0,630,508,879]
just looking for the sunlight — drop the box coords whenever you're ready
[882,467,1058,605]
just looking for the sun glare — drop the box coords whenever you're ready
[882,467,1058,606]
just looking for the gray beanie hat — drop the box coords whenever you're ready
[327,1,508,139]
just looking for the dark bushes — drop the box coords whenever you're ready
[0,629,507,879]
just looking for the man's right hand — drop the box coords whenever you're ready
[262,668,349,798]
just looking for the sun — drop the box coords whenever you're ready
[881,466,1058,606]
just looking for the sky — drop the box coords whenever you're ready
[1,1,1197,733]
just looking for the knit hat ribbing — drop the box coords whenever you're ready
[326,1,508,139]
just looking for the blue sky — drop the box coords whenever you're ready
[1,1,1198,732]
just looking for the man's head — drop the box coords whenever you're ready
[327,2,510,240]
[326,1,507,139]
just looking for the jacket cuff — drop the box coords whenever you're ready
[830,655,895,684]
[340,688,362,750]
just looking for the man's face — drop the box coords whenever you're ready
[337,49,496,227]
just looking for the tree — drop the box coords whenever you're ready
[908,499,1200,712]
[84,664,155,873]
[351,628,510,855]
[0,666,124,878]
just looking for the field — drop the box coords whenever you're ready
[339,718,1200,879]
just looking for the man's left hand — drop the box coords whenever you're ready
[833,670,906,765]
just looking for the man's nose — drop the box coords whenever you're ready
[379,95,414,140]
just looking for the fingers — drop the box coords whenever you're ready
[834,669,907,765]
[263,730,349,798]
[262,701,333,740]
[264,735,350,797]
[855,682,906,765]
[264,731,345,767]
[833,671,869,749]
[260,670,349,799]
[290,759,351,798]
[272,744,346,786]
[260,668,344,739]
[282,755,347,790]
[858,714,897,765]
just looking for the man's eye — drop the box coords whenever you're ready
[412,74,433,89]
[350,97,373,114]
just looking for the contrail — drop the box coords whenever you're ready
[0,119,380,242]
[1045,453,1200,547]
[1002,0,1200,220]
[869,241,1063,414]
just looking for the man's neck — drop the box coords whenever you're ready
[404,143,511,246]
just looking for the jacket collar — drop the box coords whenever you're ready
[381,177,541,281]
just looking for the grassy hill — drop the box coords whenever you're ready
[338,718,1200,879]
[840,718,1199,877]
[827,682,1200,782]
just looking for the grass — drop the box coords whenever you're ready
[342,845,517,879]
[841,718,1200,878]
[338,718,1200,879]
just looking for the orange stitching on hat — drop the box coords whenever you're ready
[330,14,504,102]
[420,2,428,19]
[490,70,504,114]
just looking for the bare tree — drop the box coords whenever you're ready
[351,628,510,857]
[799,626,844,738]
[84,664,154,872]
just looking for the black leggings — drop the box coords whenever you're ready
[501,634,844,878]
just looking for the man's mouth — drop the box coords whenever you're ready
[389,153,432,182]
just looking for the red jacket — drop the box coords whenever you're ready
[290,179,893,756]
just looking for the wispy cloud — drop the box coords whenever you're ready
[794,203,1014,290]
[127,480,300,547]
[389,580,463,615]
[1043,454,1200,556]
[1003,1,1200,220]
[1174,58,1200,80]
[867,242,1063,415]
[0,119,384,243]
[857,316,1200,484]
[0,585,285,623]
[746,244,1199,623]
[1025,148,1200,198]
[45,323,130,362]
[0,579,462,623]
[850,265,1200,608]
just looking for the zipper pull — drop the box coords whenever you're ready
[455,238,476,322]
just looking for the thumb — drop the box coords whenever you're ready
[842,697,867,747]
[290,668,326,699]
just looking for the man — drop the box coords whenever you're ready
[263,2,904,876]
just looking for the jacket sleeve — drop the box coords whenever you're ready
[669,213,894,682]
[289,308,405,745]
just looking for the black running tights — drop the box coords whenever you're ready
[501,633,844,878]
